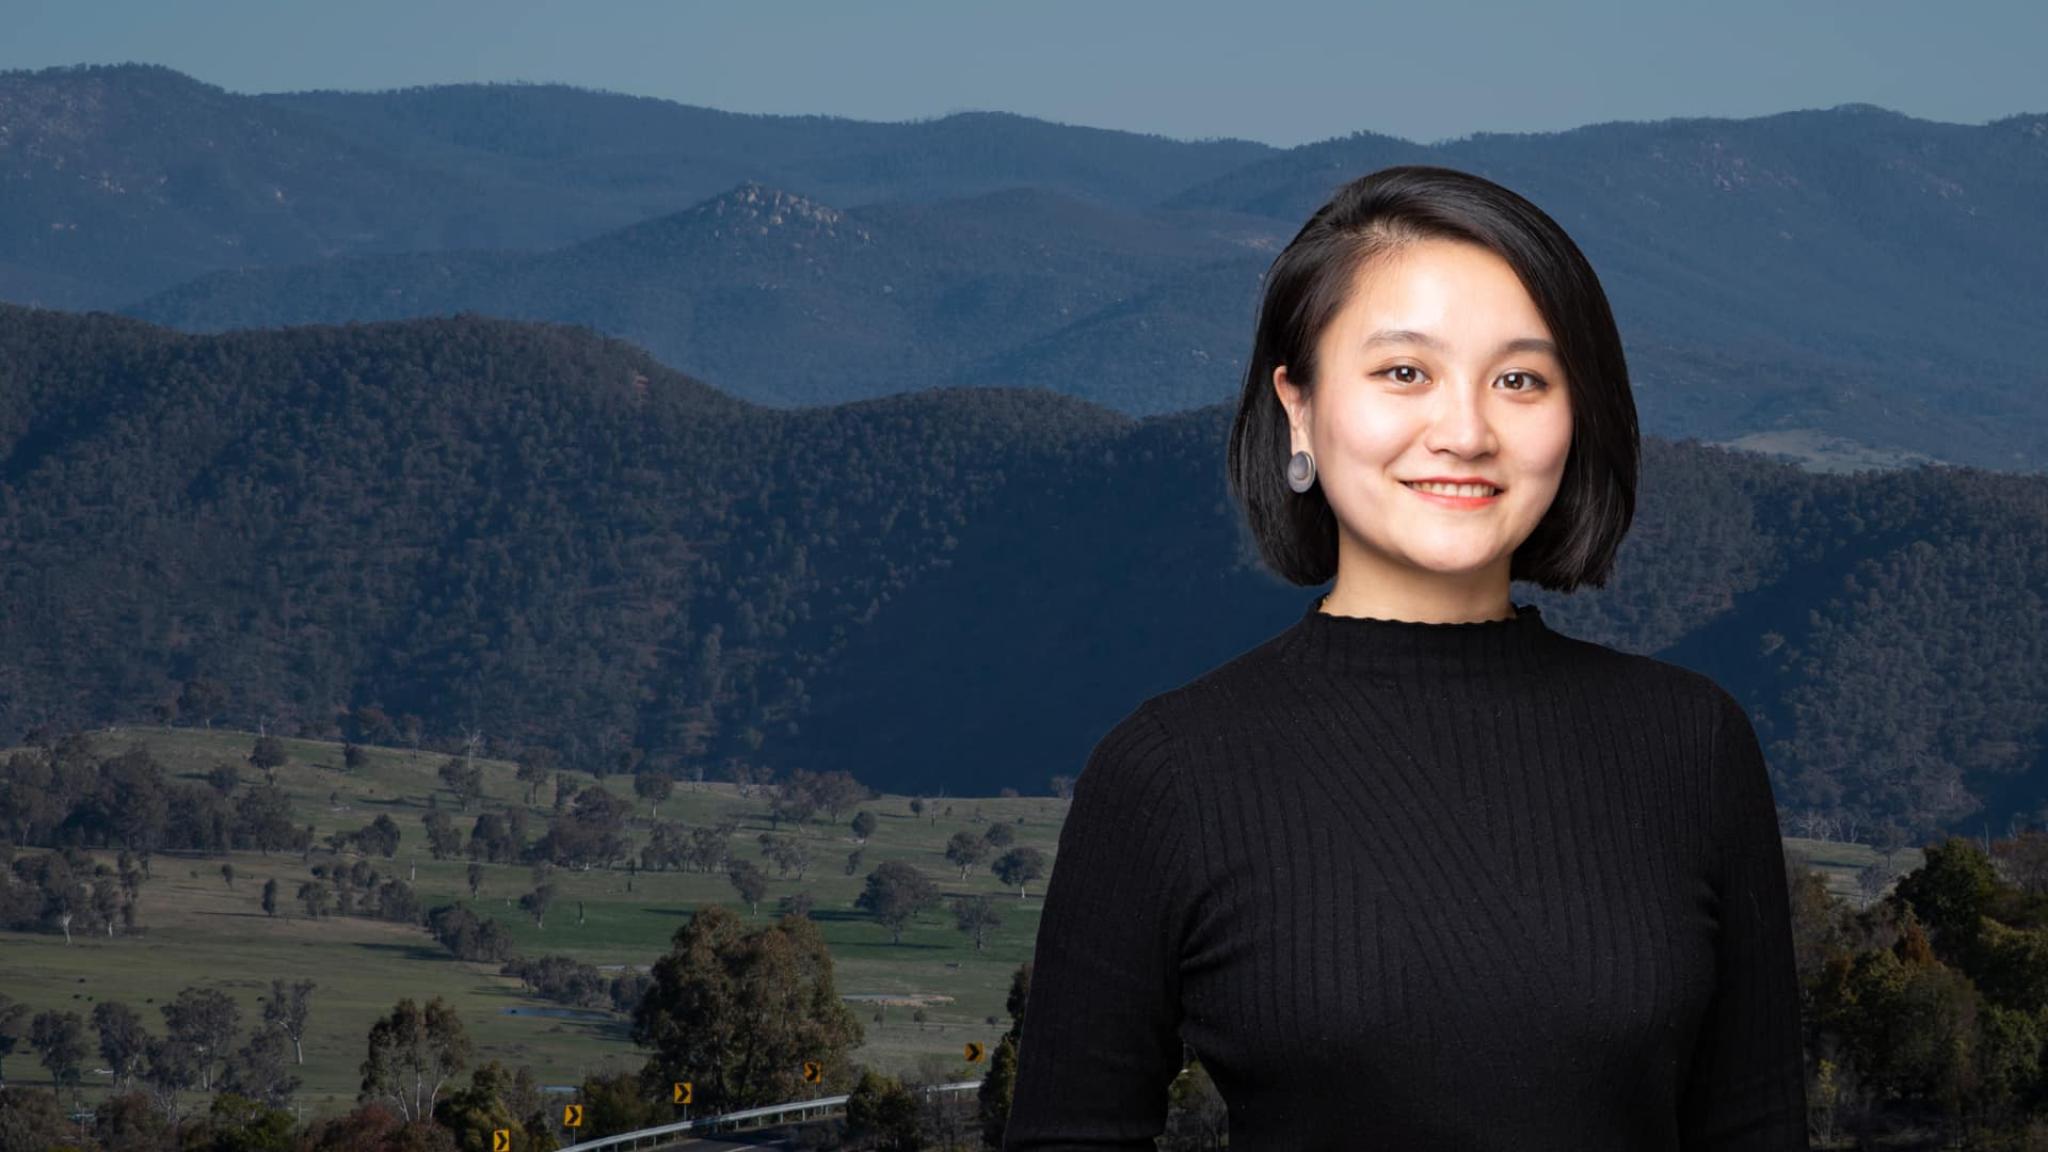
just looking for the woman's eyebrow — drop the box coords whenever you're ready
[1363,328,1559,357]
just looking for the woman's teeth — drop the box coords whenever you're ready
[1405,482,1499,497]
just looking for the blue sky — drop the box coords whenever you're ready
[3,0,2042,147]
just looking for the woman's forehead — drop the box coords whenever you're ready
[1335,249,1554,353]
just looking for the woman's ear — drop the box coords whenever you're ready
[1273,365,1309,448]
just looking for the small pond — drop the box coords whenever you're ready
[501,1005,613,1021]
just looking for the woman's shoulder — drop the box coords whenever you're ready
[1108,636,1283,737]
[1070,695,1187,826]
[1549,636,1754,762]
[1089,634,1297,770]
[1536,629,1737,707]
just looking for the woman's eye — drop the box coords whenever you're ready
[1502,371,1547,392]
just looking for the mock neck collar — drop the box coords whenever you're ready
[1280,591,1563,682]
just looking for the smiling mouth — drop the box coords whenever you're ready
[1402,481,1504,496]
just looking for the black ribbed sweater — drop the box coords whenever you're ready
[1004,594,1808,1150]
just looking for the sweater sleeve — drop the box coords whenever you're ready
[1003,699,1193,1150]
[1678,689,1810,1150]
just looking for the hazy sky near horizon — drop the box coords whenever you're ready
[3,0,2041,147]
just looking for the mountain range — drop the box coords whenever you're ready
[3,64,2045,469]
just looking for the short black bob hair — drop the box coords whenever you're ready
[1225,164,1639,593]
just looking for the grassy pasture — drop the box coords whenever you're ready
[1,725,1067,1116]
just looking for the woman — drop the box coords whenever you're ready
[1003,165,1807,1150]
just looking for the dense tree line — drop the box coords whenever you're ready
[0,978,311,1122]
[0,844,143,940]
[638,818,740,874]
[0,735,308,860]
[0,989,571,1152]
[501,954,649,1015]
[294,859,424,924]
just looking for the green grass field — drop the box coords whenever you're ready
[1,726,1064,1118]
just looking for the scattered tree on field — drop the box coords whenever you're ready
[261,979,315,1065]
[360,996,470,1123]
[856,861,942,944]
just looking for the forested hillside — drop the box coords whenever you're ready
[1,303,2043,843]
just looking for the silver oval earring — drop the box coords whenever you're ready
[1286,449,1316,494]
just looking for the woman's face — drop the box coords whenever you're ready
[1273,237,1573,604]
